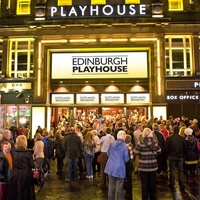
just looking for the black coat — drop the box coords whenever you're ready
[63,133,82,159]
[8,148,36,200]
[0,151,10,183]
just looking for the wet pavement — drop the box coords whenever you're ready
[35,159,200,200]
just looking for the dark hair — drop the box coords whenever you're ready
[106,128,111,134]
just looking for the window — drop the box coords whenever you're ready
[16,0,30,15]
[125,0,140,4]
[9,38,34,78]
[91,0,106,4]
[168,0,183,11]
[58,0,72,6]
[165,36,192,76]
[0,40,2,73]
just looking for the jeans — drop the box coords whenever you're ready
[84,154,94,176]
[66,158,78,180]
[169,157,184,189]
[108,175,124,200]
[140,171,157,200]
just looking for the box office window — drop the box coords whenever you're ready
[165,36,192,76]
[16,0,31,15]
[9,38,34,78]
[168,0,183,11]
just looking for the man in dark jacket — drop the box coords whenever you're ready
[63,127,82,182]
[165,125,186,191]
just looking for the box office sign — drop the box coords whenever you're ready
[101,94,124,104]
[76,94,99,104]
[51,94,74,104]
[126,93,149,104]
[166,92,199,102]
[51,52,148,79]
[48,4,150,19]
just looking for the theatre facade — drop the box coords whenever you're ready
[0,0,200,135]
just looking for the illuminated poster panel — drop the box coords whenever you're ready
[101,94,124,104]
[51,51,148,79]
[76,94,99,104]
[126,93,149,104]
[51,94,74,104]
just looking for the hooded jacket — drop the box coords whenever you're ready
[133,137,161,172]
[104,139,129,179]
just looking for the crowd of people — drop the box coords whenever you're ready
[0,113,200,200]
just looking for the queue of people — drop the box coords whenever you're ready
[0,113,200,200]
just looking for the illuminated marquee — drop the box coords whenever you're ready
[47,4,150,19]
[51,51,148,79]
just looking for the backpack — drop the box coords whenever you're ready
[44,138,54,158]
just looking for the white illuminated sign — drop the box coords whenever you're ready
[0,83,32,90]
[166,95,199,100]
[76,94,99,104]
[194,82,200,88]
[51,52,148,79]
[101,94,124,104]
[126,93,149,104]
[48,4,149,19]
[51,94,74,104]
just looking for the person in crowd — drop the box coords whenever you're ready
[159,124,169,139]
[33,133,45,173]
[0,129,15,150]
[113,122,123,140]
[133,123,143,173]
[9,135,35,200]
[184,127,199,185]
[0,141,12,200]
[82,131,96,179]
[75,125,84,176]
[63,126,82,182]
[165,125,186,191]
[133,128,161,200]
[104,130,129,200]
[179,126,186,138]
[124,134,134,200]
[54,130,65,175]
[91,130,101,173]
[97,127,115,187]
[152,123,167,174]
[41,130,53,174]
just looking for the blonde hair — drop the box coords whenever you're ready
[15,135,27,149]
[142,128,153,138]
[35,133,43,141]
[84,131,93,146]
[55,130,62,139]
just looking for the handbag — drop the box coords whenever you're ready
[33,168,45,187]
[97,154,101,163]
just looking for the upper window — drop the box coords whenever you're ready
[125,0,140,4]
[165,36,192,76]
[58,0,72,6]
[8,38,34,78]
[0,40,2,73]
[16,0,30,15]
[91,0,106,4]
[168,0,183,11]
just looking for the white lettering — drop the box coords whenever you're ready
[194,82,200,88]
[90,5,98,16]
[129,5,136,15]
[140,4,146,14]
[51,7,57,17]
[61,7,66,17]
[79,6,87,16]
[102,5,113,16]
[117,5,126,15]
[68,6,77,16]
